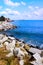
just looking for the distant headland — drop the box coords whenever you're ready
[0,16,12,22]
[0,16,17,31]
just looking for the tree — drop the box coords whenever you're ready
[0,16,5,21]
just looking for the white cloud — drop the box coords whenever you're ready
[4,0,14,6]
[21,6,43,20]
[13,11,20,15]
[4,0,26,7]
[0,6,2,9]
[38,8,43,15]
[21,1,26,6]
[0,8,20,19]
[5,8,20,15]
[13,2,20,6]
[28,6,34,10]
[0,4,43,20]
[28,6,39,11]
[0,11,7,15]
[4,0,20,6]
[0,8,21,20]
[35,6,39,9]
[33,8,43,17]
[5,8,11,12]
[28,5,43,19]
[33,11,40,16]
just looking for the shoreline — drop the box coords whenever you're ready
[0,21,17,31]
[0,33,43,65]
[4,33,43,50]
[0,31,42,50]
[0,20,43,65]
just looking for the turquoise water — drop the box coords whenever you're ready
[4,20,43,47]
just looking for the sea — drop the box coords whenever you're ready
[2,20,43,48]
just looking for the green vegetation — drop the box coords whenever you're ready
[0,16,5,21]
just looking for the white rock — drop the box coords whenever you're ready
[8,36,15,40]
[19,60,24,65]
[4,40,16,51]
[0,43,3,47]
[33,53,41,60]
[0,36,8,43]
[29,47,41,54]
[14,48,24,58]
[6,52,13,57]
[10,40,16,48]
[5,40,16,57]
[31,61,42,65]
[4,42,10,51]
[31,53,43,65]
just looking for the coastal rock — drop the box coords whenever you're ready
[0,21,17,31]
[31,53,43,65]
[40,51,43,57]
[0,34,43,65]
[29,47,42,54]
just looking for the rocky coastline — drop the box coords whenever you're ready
[0,33,43,65]
[0,21,17,31]
[0,18,43,65]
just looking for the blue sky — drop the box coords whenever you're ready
[0,0,43,20]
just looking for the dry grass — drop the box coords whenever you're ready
[10,58,20,65]
[0,60,7,65]
[0,35,32,65]
[24,44,30,51]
